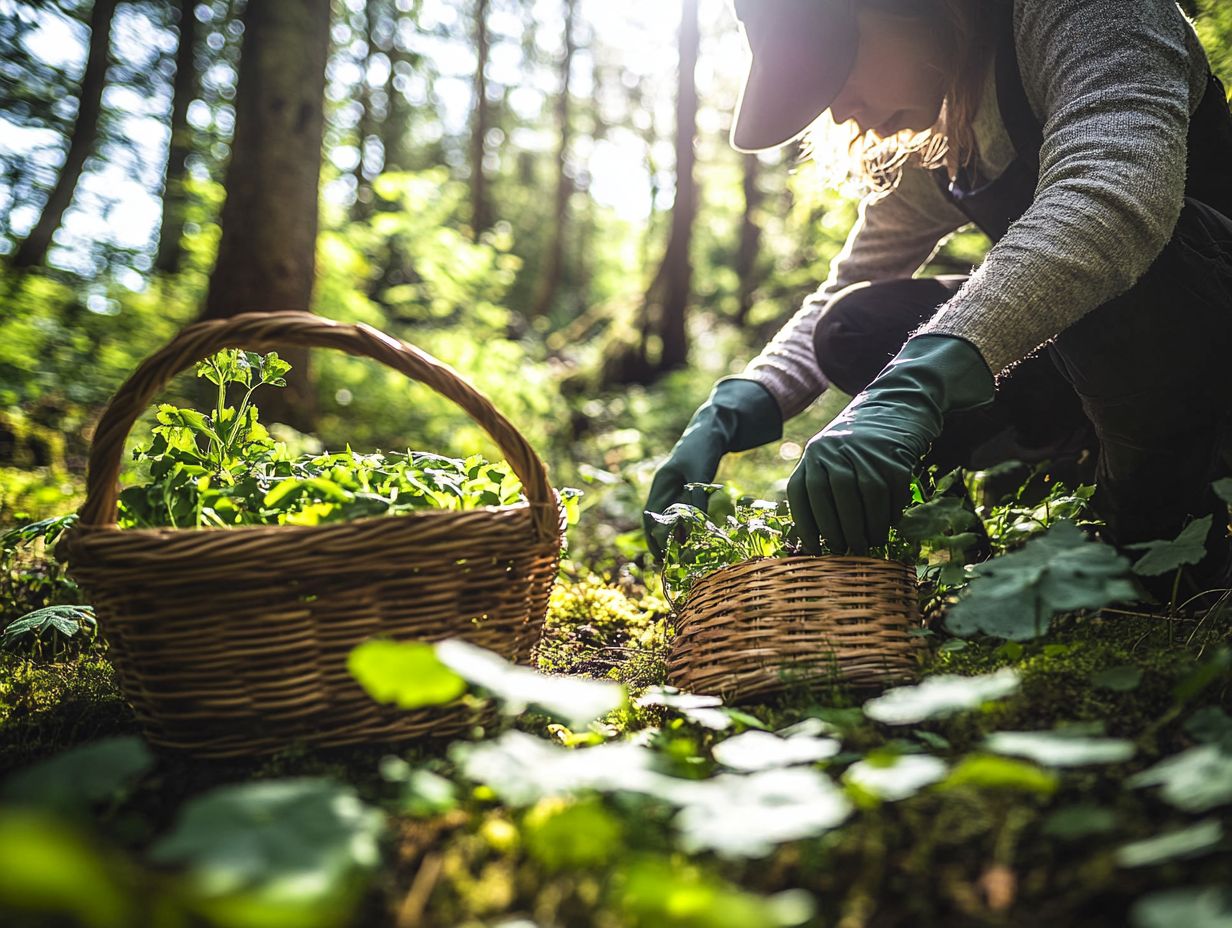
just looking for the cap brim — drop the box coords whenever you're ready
[730,3,859,153]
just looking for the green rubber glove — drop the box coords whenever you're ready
[787,334,995,556]
[644,378,783,560]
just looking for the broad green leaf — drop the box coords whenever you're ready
[1091,665,1143,692]
[635,686,733,731]
[944,520,1135,640]
[452,730,673,806]
[1128,515,1215,577]
[1131,886,1232,928]
[1,604,96,647]
[348,640,467,709]
[618,856,814,928]
[711,730,842,772]
[436,638,625,728]
[148,778,384,919]
[523,797,623,871]
[982,730,1136,767]
[897,495,979,545]
[1214,478,1232,507]
[671,767,853,858]
[1116,819,1223,868]
[1041,804,1120,840]
[2,737,154,814]
[843,754,948,801]
[1185,707,1232,751]
[0,809,134,928]
[1127,744,1232,812]
[861,669,1021,725]
[938,755,1058,796]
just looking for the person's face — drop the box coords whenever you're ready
[827,7,947,137]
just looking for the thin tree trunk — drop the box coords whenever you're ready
[12,0,117,269]
[530,0,577,318]
[735,152,763,326]
[351,0,381,221]
[155,0,198,274]
[470,0,491,239]
[647,0,699,372]
[202,0,332,432]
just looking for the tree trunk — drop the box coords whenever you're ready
[201,0,332,432]
[735,152,763,325]
[530,0,578,318]
[645,0,699,373]
[11,0,117,269]
[155,0,198,274]
[351,0,382,221]
[470,0,491,239]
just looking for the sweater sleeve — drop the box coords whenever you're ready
[742,162,971,421]
[915,0,1208,379]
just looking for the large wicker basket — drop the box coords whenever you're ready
[666,556,925,702]
[58,311,565,759]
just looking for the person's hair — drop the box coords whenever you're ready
[805,0,1000,192]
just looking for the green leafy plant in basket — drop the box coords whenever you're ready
[649,484,916,606]
[115,348,581,530]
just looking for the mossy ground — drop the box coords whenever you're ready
[3,570,1229,927]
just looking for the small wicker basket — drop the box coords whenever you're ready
[58,311,565,759]
[666,555,925,702]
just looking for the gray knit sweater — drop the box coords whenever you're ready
[742,0,1213,421]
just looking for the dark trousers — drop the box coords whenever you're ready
[812,198,1232,599]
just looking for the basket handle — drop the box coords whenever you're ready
[77,310,561,543]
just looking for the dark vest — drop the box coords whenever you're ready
[932,4,1232,244]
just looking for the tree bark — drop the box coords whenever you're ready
[470,0,491,239]
[155,0,198,274]
[735,152,763,325]
[530,0,578,318]
[351,0,382,221]
[645,0,699,373]
[201,0,332,432]
[11,0,118,269]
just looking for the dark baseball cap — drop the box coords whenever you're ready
[729,0,859,153]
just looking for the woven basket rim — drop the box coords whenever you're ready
[63,497,561,544]
[675,553,917,610]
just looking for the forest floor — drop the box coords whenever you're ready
[2,560,1231,928]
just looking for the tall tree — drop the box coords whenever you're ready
[201,0,332,431]
[641,0,699,374]
[11,0,118,269]
[530,0,578,318]
[155,0,198,274]
[470,0,492,239]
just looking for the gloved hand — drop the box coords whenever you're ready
[643,378,783,560]
[787,333,995,555]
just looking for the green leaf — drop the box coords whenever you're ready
[861,669,1021,725]
[1131,886,1232,928]
[1091,665,1143,692]
[347,640,467,709]
[436,639,626,728]
[377,760,459,818]
[843,754,948,802]
[937,754,1059,796]
[944,520,1135,641]
[896,495,979,545]
[982,730,1136,767]
[1184,707,1232,751]
[1127,744,1232,812]
[671,767,852,858]
[1173,647,1232,706]
[1128,515,1215,577]
[1116,819,1224,868]
[2,605,96,647]
[148,778,384,920]
[523,797,623,871]
[0,809,135,928]
[1,737,154,814]
[710,730,842,772]
[1212,477,1232,507]
[1041,804,1120,840]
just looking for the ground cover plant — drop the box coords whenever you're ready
[3,447,1231,928]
